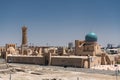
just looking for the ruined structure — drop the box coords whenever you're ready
[6,44,16,50]
[2,27,116,68]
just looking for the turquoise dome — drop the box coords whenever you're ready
[85,32,97,42]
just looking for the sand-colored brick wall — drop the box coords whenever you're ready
[6,55,103,68]
[51,56,88,68]
[7,56,45,65]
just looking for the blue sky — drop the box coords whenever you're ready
[0,0,120,47]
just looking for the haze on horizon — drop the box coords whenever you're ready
[0,0,120,47]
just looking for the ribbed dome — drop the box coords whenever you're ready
[85,32,97,42]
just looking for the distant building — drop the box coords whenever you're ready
[68,42,74,49]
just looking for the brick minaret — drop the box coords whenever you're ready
[22,26,27,46]
[21,26,28,55]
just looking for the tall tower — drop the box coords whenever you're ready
[22,26,27,46]
[21,26,28,55]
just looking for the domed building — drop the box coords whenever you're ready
[75,32,102,56]
[74,32,114,68]
[85,32,97,42]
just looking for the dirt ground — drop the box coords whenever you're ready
[0,63,120,80]
[0,71,119,80]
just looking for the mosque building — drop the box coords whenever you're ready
[75,32,102,56]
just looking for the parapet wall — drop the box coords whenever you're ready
[51,56,87,68]
[7,56,45,65]
[7,55,101,68]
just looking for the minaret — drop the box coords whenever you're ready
[22,26,27,46]
[21,26,28,55]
